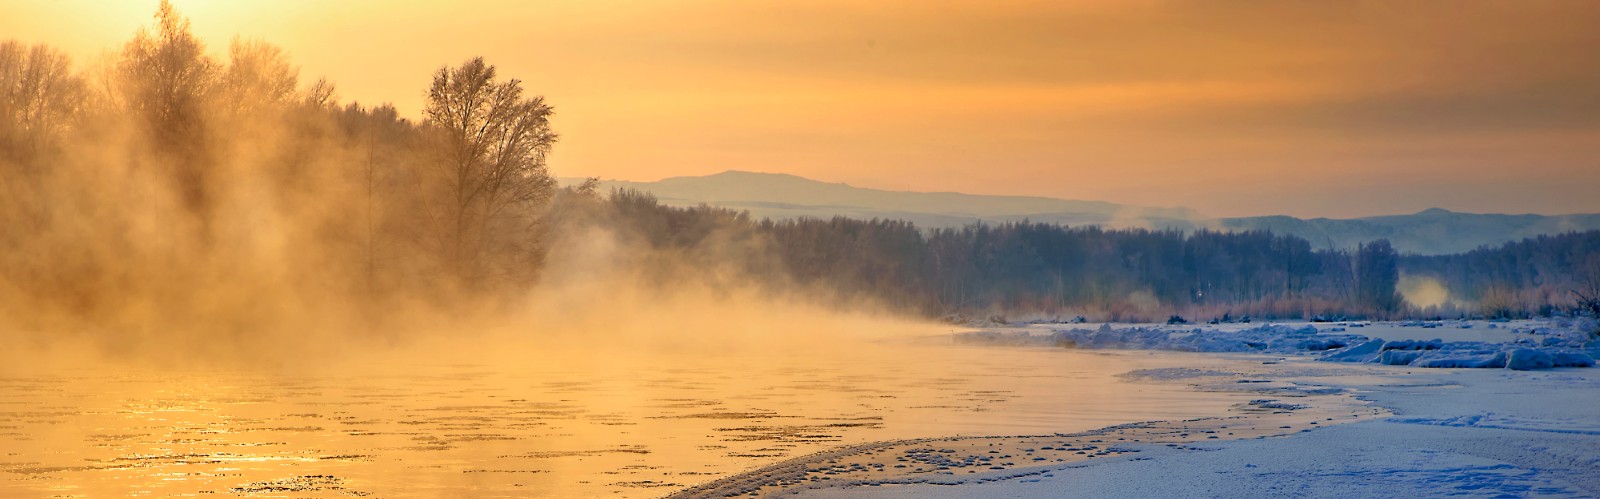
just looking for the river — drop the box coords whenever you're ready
[1,329,1275,497]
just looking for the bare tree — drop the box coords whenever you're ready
[0,41,84,165]
[1356,239,1402,317]
[217,38,298,116]
[117,0,218,216]
[421,57,557,286]
[0,41,85,238]
[1573,253,1600,318]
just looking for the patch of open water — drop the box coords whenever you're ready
[2,338,1284,497]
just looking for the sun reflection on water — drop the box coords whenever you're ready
[1,339,1264,497]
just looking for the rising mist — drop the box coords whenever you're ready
[0,3,926,371]
[6,2,1599,371]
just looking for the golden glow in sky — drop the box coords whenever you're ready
[6,0,1599,217]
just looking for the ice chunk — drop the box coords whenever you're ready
[1380,339,1442,351]
[1323,339,1384,363]
[1379,350,1422,365]
[1551,352,1595,368]
[1505,349,1554,371]
[1420,353,1504,367]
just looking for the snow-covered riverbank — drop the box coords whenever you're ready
[678,321,1600,497]
[956,319,1598,370]
[797,366,1600,498]
[671,358,1394,497]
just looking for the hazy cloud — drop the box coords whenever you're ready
[6,0,1598,217]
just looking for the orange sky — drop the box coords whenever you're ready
[6,0,1599,217]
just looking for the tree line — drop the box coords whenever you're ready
[568,190,1600,322]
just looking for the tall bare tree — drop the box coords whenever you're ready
[0,41,83,166]
[1356,239,1402,317]
[421,57,557,287]
[0,41,85,240]
[117,0,218,218]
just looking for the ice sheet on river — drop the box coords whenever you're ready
[955,319,1598,371]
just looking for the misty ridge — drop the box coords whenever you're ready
[578,171,1600,256]
[4,2,1600,363]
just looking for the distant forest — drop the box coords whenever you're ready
[568,190,1600,322]
[2,3,1597,338]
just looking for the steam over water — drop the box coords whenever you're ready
[0,329,1262,497]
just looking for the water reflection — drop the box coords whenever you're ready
[1,338,1263,497]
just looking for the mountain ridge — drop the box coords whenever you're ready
[560,171,1600,255]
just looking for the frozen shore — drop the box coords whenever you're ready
[674,321,1600,497]
[795,367,1600,498]
[955,319,1598,370]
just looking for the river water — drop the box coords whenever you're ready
[1,331,1268,497]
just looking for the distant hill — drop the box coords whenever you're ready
[1222,209,1600,255]
[569,171,1204,230]
[562,171,1600,255]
